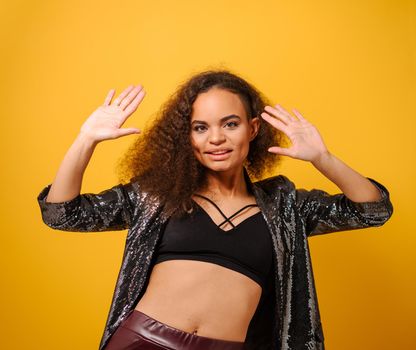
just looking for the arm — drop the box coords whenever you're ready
[260,104,393,236]
[296,152,393,236]
[45,133,97,204]
[37,85,145,232]
[37,178,139,232]
[311,151,384,202]
[295,175,393,237]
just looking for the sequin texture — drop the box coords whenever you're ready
[37,170,393,350]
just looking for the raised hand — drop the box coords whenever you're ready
[261,104,329,163]
[79,85,146,143]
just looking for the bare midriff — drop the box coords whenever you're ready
[134,259,262,342]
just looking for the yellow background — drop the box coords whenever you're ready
[1,0,414,349]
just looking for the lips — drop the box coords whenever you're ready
[204,149,232,161]
[205,149,232,154]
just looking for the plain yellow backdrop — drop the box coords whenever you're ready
[1,0,414,349]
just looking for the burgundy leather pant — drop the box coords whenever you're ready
[105,309,247,350]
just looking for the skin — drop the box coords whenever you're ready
[135,86,383,341]
[49,83,381,341]
[135,88,267,341]
[260,104,382,202]
[190,87,260,196]
[188,87,262,225]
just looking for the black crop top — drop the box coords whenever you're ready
[154,194,273,290]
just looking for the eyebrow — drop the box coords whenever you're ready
[191,114,241,125]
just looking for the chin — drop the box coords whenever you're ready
[202,162,240,173]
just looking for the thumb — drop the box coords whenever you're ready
[268,146,293,157]
[116,128,141,138]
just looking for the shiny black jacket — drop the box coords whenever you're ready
[37,169,393,349]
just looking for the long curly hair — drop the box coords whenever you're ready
[116,68,287,219]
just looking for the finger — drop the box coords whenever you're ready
[264,105,293,124]
[113,85,135,106]
[116,128,141,138]
[261,112,289,133]
[268,146,294,157]
[274,104,297,121]
[119,85,144,111]
[292,108,306,121]
[103,89,115,106]
[123,89,146,117]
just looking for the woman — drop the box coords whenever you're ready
[37,70,393,350]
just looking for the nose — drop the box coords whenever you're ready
[208,127,226,144]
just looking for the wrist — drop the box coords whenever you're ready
[76,132,99,149]
[311,150,333,168]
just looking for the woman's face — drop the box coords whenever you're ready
[190,87,259,174]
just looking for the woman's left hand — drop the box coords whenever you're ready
[261,104,330,163]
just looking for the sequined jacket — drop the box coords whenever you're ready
[37,169,393,350]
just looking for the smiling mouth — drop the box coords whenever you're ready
[204,150,232,161]
[205,150,232,155]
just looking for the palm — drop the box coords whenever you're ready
[261,104,329,162]
[80,85,146,143]
[82,105,130,141]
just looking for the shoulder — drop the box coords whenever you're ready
[253,174,296,195]
[126,176,163,209]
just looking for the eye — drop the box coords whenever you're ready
[225,121,239,128]
[193,125,207,132]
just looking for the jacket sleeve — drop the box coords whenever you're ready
[293,177,394,237]
[37,179,139,232]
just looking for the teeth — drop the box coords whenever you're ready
[211,151,228,154]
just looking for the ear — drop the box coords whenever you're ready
[249,117,260,141]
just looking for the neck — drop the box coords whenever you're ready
[201,166,251,199]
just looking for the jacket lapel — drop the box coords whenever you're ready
[244,168,285,347]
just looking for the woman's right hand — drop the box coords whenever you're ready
[79,84,146,144]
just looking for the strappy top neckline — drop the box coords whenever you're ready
[193,193,260,229]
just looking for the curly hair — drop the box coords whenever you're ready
[116,68,287,219]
